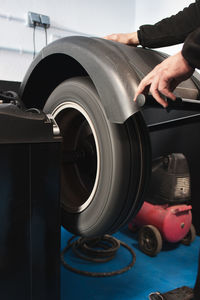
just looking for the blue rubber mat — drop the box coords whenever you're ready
[61,226,199,300]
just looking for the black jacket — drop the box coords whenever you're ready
[137,1,200,69]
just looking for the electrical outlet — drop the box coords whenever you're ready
[40,14,50,28]
[28,12,41,27]
[28,11,50,28]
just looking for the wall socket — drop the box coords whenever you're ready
[28,12,50,28]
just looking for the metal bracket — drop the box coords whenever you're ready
[46,114,60,136]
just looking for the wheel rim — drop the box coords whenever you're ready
[52,101,100,213]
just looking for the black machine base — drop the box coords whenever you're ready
[0,100,61,300]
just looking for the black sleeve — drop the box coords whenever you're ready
[138,2,200,48]
[182,27,200,69]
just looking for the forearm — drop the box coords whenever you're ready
[138,2,200,48]
[182,27,200,69]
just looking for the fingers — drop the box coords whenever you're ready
[104,34,118,41]
[134,73,152,100]
[149,77,169,107]
[134,77,169,108]
[158,77,176,101]
[103,33,135,45]
[134,70,176,108]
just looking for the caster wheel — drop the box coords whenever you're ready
[181,224,196,245]
[138,225,162,256]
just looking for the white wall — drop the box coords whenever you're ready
[0,0,135,81]
[0,0,195,82]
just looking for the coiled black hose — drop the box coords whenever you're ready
[61,234,136,277]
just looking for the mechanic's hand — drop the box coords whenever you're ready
[104,32,139,46]
[134,51,194,107]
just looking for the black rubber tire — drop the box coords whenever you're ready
[138,225,162,256]
[181,224,196,246]
[44,77,151,237]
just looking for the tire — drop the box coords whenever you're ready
[43,76,151,237]
[138,225,162,256]
[181,224,196,246]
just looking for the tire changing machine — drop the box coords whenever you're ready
[0,99,61,300]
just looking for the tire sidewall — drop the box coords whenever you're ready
[44,77,132,236]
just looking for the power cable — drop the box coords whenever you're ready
[33,24,48,59]
[61,234,136,277]
[44,26,48,46]
[33,24,36,59]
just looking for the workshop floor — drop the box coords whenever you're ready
[61,226,199,300]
